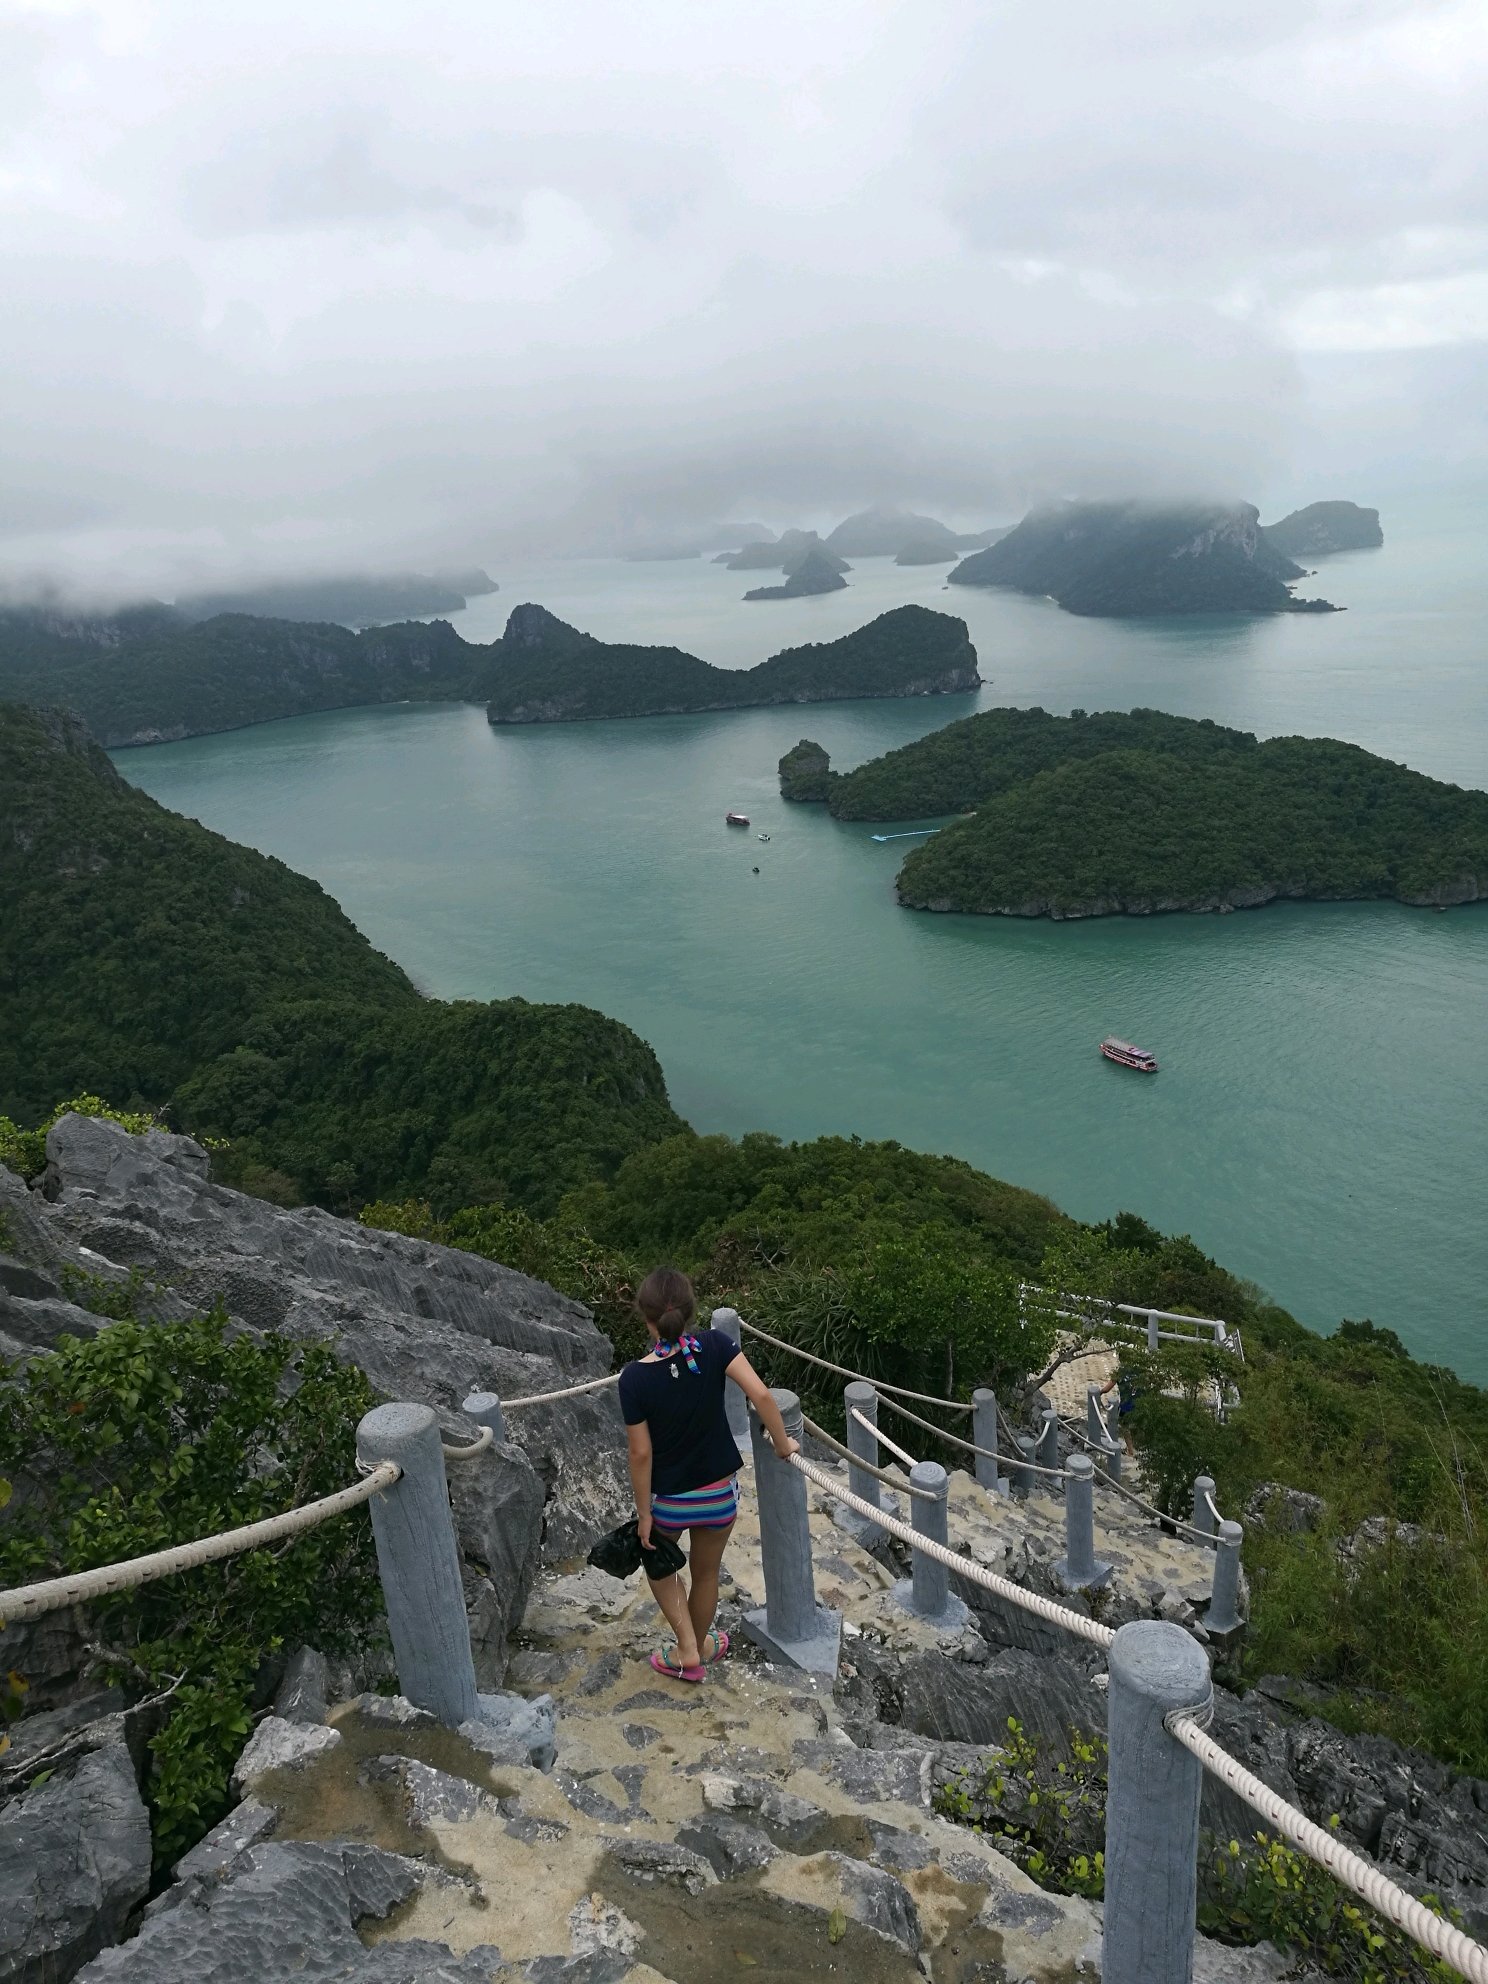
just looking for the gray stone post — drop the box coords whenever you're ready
[1207,1520,1244,1634]
[1192,1474,1217,1541]
[1147,1309,1160,1352]
[1054,1452,1111,1590]
[971,1388,1002,1495]
[355,1403,479,1727]
[1009,1433,1035,1502]
[894,1461,969,1630]
[711,1307,752,1450]
[1086,1383,1108,1447]
[461,1390,506,1445]
[1035,1406,1060,1477]
[1104,1620,1211,1984]
[742,1389,841,1676]
[844,1381,882,1509]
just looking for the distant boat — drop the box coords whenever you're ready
[757,832,771,842]
[725,811,750,827]
[1101,1036,1158,1073]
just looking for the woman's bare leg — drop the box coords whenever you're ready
[685,1522,735,1652]
[647,1563,702,1668]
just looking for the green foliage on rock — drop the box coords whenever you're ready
[0,1305,383,1862]
[778,738,834,803]
[0,701,683,1211]
[485,604,979,723]
[0,1094,160,1183]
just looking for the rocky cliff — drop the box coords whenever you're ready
[1263,501,1383,557]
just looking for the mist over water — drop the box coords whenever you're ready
[117,499,1488,1380]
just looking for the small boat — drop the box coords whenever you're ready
[725,811,750,827]
[1101,1036,1158,1073]
[757,832,771,842]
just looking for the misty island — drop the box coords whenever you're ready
[781,708,1488,917]
[0,600,979,747]
[948,499,1340,615]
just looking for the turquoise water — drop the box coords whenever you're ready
[118,505,1488,1379]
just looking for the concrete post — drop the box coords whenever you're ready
[1147,1309,1160,1352]
[742,1389,841,1676]
[1100,1433,1124,1483]
[711,1307,752,1450]
[1054,1452,1111,1590]
[1086,1383,1108,1447]
[1035,1406,1060,1477]
[894,1461,970,1630]
[461,1390,506,1445]
[1009,1433,1035,1502]
[971,1388,1002,1495]
[1207,1520,1244,1634]
[844,1381,882,1509]
[356,1403,479,1727]
[1192,1474,1218,1541]
[1104,1620,1211,1984]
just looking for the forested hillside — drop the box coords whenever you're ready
[0,702,681,1208]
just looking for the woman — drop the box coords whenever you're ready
[618,1265,798,1682]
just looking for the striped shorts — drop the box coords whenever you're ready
[651,1476,739,1534]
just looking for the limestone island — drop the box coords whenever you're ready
[177,568,498,627]
[743,546,850,600]
[780,707,1488,918]
[724,529,849,574]
[1262,501,1384,557]
[948,500,1339,616]
[826,506,1005,559]
[487,602,980,722]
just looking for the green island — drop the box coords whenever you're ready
[781,708,1488,916]
[741,544,849,600]
[0,599,979,747]
[1263,500,1383,558]
[948,498,1338,615]
[0,702,681,1211]
[175,567,498,626]
[4,692,1488,1944]
[484,600,979,722]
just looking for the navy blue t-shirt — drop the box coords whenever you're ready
[618,1327,744,1495]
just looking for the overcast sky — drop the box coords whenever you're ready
[2,0,1485,596]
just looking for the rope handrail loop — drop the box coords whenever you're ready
[503,1372,621,1410]
[799,1414,939,1500]
[738,1321,974,1412]
[0,1461,402,1628]
[877,1390,1072,1482]
[850,1405,919,1471]
[789,1452,1115,1650]
[440,1425,495,1460]
[1203,1489,1222,1525]
[1167,1711,1488,1984]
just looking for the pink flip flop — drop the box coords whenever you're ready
[705,1629,730,1664]
[650,1648,705,1684]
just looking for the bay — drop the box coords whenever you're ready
[118,500,1488,1379]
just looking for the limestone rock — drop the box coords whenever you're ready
[900,1644,1107,1760]
[599,1837,716,1895]
[701,1772,827,1846]
[272,1646,329,1726]
[0,1742,151,1983]
[461,1690,557,1773]
[1244,1483,1325,1534]
[170,1800,278,1887]
[231,1714,341,1791]
[675,1813,781,1878]
[759,1849,921,1956]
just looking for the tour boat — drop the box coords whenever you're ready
[757,832,771,842]
[725,811,750,827]
[1101,1036,1158,1073]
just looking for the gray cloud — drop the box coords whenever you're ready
[0,0,1481,600]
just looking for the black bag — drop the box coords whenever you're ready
[587,1518,686,1581]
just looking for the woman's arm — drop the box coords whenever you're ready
[626,1421,655,1546]
[725,1353,800,1459]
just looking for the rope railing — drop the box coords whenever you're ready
[877,1389,1073,1482]
[789,1450,1116,1649]
[440,1425,494,1460]
[0,1462,402,1627]
[850,1405,919,1472]
[502,1372,621,1409]
[1167,1710,1488,1984]
[800,1413,939,1501]
[738,1320,974,1411]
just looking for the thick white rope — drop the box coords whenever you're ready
[739,1321,973,1411]
[503,1372,621,1409]
[799,1414,939,1501]
[1203,1490,1222,1526]
[1168,1712,1488,1984]
[789,1450,1116,1650]
[878,1389,1072,1482]
[850,1406,919,1471]
[441,1425,495,1460]
[0,1462,402,1627]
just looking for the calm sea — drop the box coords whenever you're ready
[119,500,1488,1380]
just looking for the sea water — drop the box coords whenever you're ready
[118,499,1488,1379]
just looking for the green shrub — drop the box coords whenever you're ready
[0,1093,159,1182]
[0,1308,383,1861]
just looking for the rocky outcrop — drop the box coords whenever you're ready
[1,1115,632,1693]
[1263,502,1383,557]
[743,546,849,600]
[778,738,832,802]
[0,1742,151,1983]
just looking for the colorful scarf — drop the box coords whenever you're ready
[654,1332,701,1376]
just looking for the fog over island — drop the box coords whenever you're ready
[0,1,1485,602]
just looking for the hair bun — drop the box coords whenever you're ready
[659,1306,684,1331]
